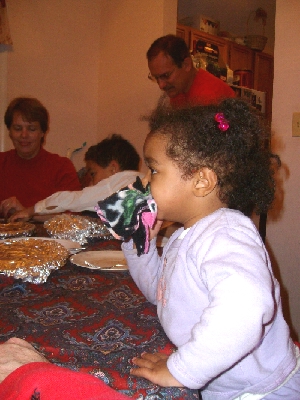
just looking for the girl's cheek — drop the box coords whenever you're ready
[142,170,151,187]
[149,181,156,194]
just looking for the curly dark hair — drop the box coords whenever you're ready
[84,134,140,172]
[146,34,191,68]
[145,98,280,216]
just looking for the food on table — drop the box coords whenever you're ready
[0,238,69,283]
[44,214,111,244]
[0,221,35,238]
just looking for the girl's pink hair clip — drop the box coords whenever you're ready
[215,113,229,132]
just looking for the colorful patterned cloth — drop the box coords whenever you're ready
[96,177,157,256]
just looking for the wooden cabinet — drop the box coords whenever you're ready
[189,28,229,67]
[176,24,274,121]
[176,24,190,47]
[228,42,254,72]
[177,24,229,64]
[253,52,274,120]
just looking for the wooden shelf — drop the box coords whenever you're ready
[176,24,274,121]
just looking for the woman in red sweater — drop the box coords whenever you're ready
[0,97,81,217]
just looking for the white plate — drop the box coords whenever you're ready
[3,237,82,253]
[70,250,128,271]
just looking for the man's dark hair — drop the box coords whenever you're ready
[85,134,140,171]
[146,34,191,68]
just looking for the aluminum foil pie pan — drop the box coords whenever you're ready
[0,238,69,284]
[44,214,112,245]
[0,222,35,239]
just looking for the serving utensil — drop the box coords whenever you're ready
[84,261,126,270]
[69,247,86,254]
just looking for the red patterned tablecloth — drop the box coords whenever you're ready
[0,237,199,399]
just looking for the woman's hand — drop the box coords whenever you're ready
[130,352,183,387]
[8,206,35,222]
[0,337,49,383]
[0,197,24,219]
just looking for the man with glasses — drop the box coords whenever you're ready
[147,34,235,108]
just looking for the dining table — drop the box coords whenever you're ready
[0,221,199,400]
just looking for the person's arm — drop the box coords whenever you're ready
[9,172,143,218]
[6,188,97,218]
[130,353,183,387]
[33,188,94,214]
[33,179,117,215]
[0,338,130,400]
[0,197,25,219]
[35,172,144,214]
[122,236,162,304]
[8,206,35,222]
[8,206,56,222]
[0,337,49,382]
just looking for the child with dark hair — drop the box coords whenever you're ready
[85,133,140,175]
[8,134,142,221]
[122,99,300,399]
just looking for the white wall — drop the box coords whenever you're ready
[3,0,101,168]
[96,1,176,173]
[267,0,300,340]
[2,0,176,170]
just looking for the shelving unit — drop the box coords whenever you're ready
[176,24,274,121]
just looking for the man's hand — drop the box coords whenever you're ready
[0,337,49,383]
[130,352,183,387]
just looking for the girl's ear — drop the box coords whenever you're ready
[108,160,121,174]
[192,168,218,197]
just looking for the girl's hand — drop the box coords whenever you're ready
[130,352,183,387]
[150,219,163,241]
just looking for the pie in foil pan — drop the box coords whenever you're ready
[44,214,112,245]
[0,222,35,239]
[0,238,69,284]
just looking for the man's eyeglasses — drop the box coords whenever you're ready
[148,67,176,83]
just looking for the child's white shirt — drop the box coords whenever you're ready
[122,208,297,399]
[34,171,143,214]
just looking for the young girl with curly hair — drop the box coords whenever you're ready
[123,98,300,399]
